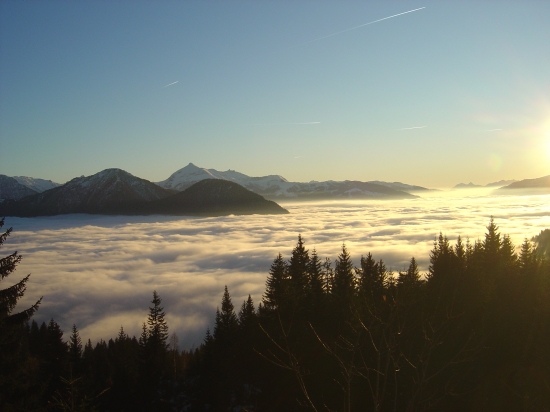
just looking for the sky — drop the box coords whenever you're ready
[2,1,550,188]
[11,191,550,348]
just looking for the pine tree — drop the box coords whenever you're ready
[398,257,420,288]
[0,218,42,328]
[69,324,83,366]
[333,244,356,305]
[214,286,238,342]
[358,252,386,302]
[0,219,42,409]
[519,239,537,276]
[138,322,148,347]
[307,248,325,309]
[263,253,288,310]
[238,294,256,330]
[288,235,310,307]
[147,290,169,349]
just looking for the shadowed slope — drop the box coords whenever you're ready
[152,179,289,216]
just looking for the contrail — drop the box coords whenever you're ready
[398,125,427,130]
[296,7,425,47]
[163,81,179,88]
[486,128,502,132]
[251,121,321,125]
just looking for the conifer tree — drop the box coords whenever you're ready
[333,244,356,305]
[238,294,256,330]
[307,248,325,309]
[0,219,43,409]
[214,286,238,342]
[519,239,534,272]
[288,235,310,306]
[398,257,420,288]
[69,324,83,366]
[263,253,288,310]
[147,290,169,349]
[0,218,42,328]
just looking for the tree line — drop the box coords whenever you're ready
[1,217,550,411]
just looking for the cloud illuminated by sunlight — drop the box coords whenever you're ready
[8,193,550,349]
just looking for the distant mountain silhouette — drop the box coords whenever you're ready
[151,179,288,216]
[158,163,419,199]
[454,179,517,189]
[485,179,516,188]
[497,175,550,194]
[0,169,172,216]
[0,169,288,217]
[0,175,38,200]
[453,182,482,189]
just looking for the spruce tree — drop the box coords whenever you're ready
[398,257,420,289]
[333,244,355,303]
[263,253,288,311]
[238,294,256,330]
[0,218,42,327]
[288,235,310,307]
[307,248,325,311]
[147,290,169,349]
[69,324,83,366]
[214,285,238,343]
[0,219,42,409]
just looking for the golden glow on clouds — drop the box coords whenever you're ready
[9,192,550,348]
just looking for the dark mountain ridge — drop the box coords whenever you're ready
[0,169,288,217]
[0,175,38,201]
[151,179,288,216]
[496,175,550,195]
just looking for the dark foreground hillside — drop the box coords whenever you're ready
[1,218,550,411]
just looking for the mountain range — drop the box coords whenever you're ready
[453,180,517,189]
[1,163,426,203]
[496,175,550,194]
[3,164,548,217]
[156,163,421,200]
[0,169,288,217]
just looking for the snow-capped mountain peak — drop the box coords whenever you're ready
[157,164,418,200]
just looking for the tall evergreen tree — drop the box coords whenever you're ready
[0,218,42,328]
[69,324,83,367]
[398,257,420,289]
[0,219,42,410]
[214,285,238,343]
[288,235,310,307]
[333,244,356,306]
[238,294,257,330]
[263,253,288,311]
[307,248,325,313]
[147,290,169,350]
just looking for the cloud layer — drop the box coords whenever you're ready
[6,191,550,349]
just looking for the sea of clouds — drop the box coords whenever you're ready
[6,190,550,349]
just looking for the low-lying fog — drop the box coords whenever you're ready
[8,189,550,349]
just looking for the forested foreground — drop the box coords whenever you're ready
[2,218,550,411]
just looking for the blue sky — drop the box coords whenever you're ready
[2,1,549,188]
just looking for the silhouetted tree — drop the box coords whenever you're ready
[263,253,288,311]
[0,218,42,409]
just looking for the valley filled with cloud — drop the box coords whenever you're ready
[8,190,550,349]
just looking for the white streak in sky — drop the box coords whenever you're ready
[398,126,427,130]
[251,122,321,125]
[297,7,425,46]
[486,128,502,132]
[163,81,179,88]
